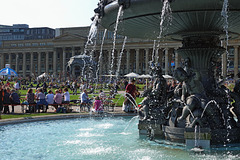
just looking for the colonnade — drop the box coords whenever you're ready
[0,46,82,77]
[98,47,180,76]
[0,45,238,79]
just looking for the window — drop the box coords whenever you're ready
[18,44,24,47]
[19,65,22,71]
[13,29,19,32]
[25,43,31,46]
[11,44,17,47]
[32,43,38,46]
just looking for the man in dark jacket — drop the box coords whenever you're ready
[3,88,11,114]
[10,89,20,113]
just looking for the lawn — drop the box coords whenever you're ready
[0,113,55,119]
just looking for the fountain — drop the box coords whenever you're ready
[94,0,240,149]
[67,55,97,79]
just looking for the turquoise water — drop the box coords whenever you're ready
[0,116,240,160]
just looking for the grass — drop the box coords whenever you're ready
[0,113,56,120]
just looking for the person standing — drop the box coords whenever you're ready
[72,80,77,95]
[14,81,20,90]
[3,88,10,114]
[0,84,4,119]
[123,79,137,112]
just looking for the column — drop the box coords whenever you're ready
[136,49,140,73]
[71,47,75,77]
[234,46,239,79]
[38,52,41,75]
[23,53,26,77]
[174,48,179,69]
[9,53,12,67]
[0,54,4,69]
[46,52,49,74]
[15,53,19,73]
[30,52,34,75]
[53,49,57,77]
[222,51,227,78]
[165,48,169,75]
[145,49,149,73]
[63,48,66,75]
[126,49,130,73]
[72,47,75,57]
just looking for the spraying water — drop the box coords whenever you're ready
[116,36,128,79]
[221,0,230,71]
[123,116,139,133]
[84,15,99,55]
[80,15,99,79]
[125,92,139,110]
[96,29,107,86]
[110,5,124,80]
[158,0,172,39]
[154,0,172,66]
[151,40,156,63]
[221,0,229,46]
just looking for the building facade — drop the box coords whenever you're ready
[0,26,239,79]
[0,24,55,42]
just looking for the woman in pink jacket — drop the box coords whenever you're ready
[93,96,103,113]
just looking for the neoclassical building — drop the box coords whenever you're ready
[0,26,239,79]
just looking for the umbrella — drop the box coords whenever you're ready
[101,75,117,77]
[163,75,173,79]
[139,74,152,78]
[124,72,140,78]
[0,67,18,76]
[37,73,48,79]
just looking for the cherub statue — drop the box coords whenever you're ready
[139,64,167,120]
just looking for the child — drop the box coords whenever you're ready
[93,96,103,113]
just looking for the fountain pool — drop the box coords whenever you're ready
[0,117,240,160]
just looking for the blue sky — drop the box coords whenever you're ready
[1,0,99,28]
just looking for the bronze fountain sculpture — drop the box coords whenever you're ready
[94,0,240,148]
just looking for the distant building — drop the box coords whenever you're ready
[0,24,55,42]
[0,24,239,79]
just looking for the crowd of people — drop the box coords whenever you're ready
[0,75,173,116]
[0,77,113,115]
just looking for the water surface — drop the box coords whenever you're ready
[0,117,239,160]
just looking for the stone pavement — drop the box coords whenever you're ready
[4,103,124,114]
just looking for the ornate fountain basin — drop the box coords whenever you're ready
[99,0,240,40]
